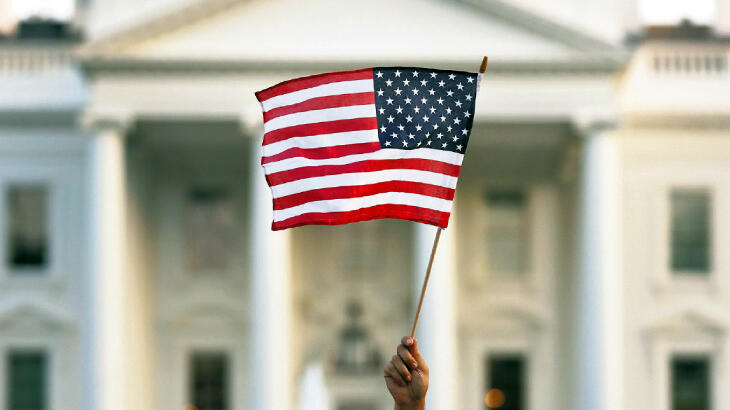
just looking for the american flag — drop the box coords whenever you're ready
[256,67,480,231]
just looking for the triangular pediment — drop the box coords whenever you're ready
[85,0,619,64]
[644,306,729,336]
[0,298,75,331]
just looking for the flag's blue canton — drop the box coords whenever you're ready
[373,67,477,153]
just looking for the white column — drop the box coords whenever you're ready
[249,135,293,410]
[85,124,128,410]
[575,128,623,410]
[413,223,457,409]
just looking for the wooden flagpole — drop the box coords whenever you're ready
[480,55,489,74]
[410,227,443,338]
[409,56,489,338]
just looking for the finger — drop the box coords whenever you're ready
[392,355,412,382]
[401,336,413,347]
[384,361,405,386]
[397,344,418,370]
[408,338,428,371]
[385,362,404,386]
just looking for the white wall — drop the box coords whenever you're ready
[0,128,87,410]
[621,129,730,410]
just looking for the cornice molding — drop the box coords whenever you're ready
[571,108,621,138]
[452,0,624,55]
[80,0,628,64]
[0,109,81,127]
[80,106,135,134]
[622,113,730,129]
[79,56,625,76]
[81,0,245,54]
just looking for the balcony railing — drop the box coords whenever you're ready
[0,44,74,74]
[649,47,729,76]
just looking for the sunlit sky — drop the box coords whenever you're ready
[6,0,720,25]
[638,0,716,24]
[10,0,76,21]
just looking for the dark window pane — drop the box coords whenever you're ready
[6,351,47,410]
[485,189,528,274]
[672,356,710,410]
[190,352,228,410]
[485,190,525,208]
[670,190,710,273]
[185,187,235,273]
[6,186,48,269]
[486,355,525,410]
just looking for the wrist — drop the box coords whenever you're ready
[394,399,425,410]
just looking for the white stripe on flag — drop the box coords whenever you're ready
[270,169,459,198]
[264,147,464,174]
[273,192,453,221]
[263,104,376,133]
[262,129,379,157]
[261,79,374,112]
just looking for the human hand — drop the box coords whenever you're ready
[384,336,429,410]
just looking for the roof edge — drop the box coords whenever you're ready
[453,0,621,54]
[80,0,245,54]
[81,0,625,59]
[79,56,625,75]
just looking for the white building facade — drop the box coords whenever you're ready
[0,0,729,409]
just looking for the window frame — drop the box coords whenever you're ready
[4,184,51,275]
[469,183,557,295]
[668,188,712,276]
[462,331,546,410]
[670,354,712,410]
[172,339,242,410]
[650,183,718,293]
[187,349,231,410]
[485,353,528,410]
[4,348,49,410]
[0,174,65,282]
[183,185,237,276]
[483,187,531,278]
[648,333,723,410]
[157,179,247,287]
[0,342,54,410]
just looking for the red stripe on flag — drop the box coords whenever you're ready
[256,68,373,102]
[261,142,381,165]
[263,93,375,122]
[272,181,455,210]
[262,117,378,146]
[266,158,461,186]
[271,204,450,231]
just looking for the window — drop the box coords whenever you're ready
[185,188,235,273]
[485,355,525,410]
[6,186,48,270]
[189,352,229,410]
[670,190,710,273]
[671,356,710,410]
[485,189,528,275]
[6,350,47,410]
